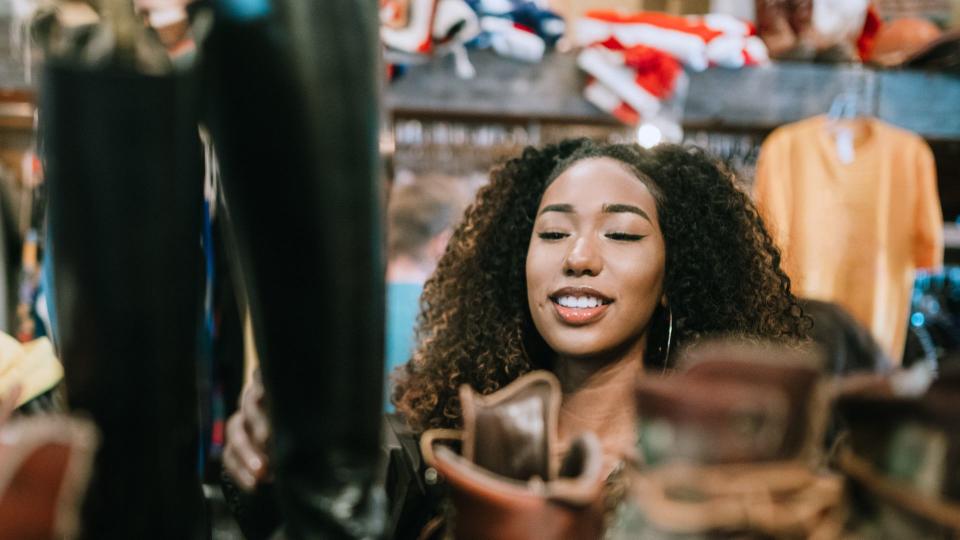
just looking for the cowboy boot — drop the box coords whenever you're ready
[0,416,98,540]
[610,341,845,539]
[836,368,960,537]
[421,371,606,540]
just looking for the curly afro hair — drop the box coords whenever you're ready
[393,139,809,431]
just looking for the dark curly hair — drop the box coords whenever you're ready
[393,139,809,431]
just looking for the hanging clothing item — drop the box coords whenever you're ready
[754,115,943,362]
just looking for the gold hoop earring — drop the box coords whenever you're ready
[662,307,673,375]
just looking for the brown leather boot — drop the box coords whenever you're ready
[836,367,960,536]
[421,370,606,540]
[610,341,845,539]
[0,416,98,540]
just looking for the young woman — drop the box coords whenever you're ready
[394,139,806,443]
[223,139,809,536]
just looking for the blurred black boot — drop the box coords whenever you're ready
[202,1,385,538]
[42,29,205,539]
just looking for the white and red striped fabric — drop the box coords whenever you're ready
[576,10,769,126]
[583,77,641,126]
[575,10,769,71]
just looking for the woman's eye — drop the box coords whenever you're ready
[537,231,569,240]
[606,232,644,241]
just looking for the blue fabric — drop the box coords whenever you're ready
[384,282,423,412]
[41,229,58,350]
[217,0,271,21]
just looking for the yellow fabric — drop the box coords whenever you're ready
[0,333,63,407]
[754,115,943,363]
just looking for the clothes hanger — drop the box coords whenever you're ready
[827,90,859,165]
[826,65,877,165]
[827,90,859,122]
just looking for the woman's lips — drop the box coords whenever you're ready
[553,301,610,325]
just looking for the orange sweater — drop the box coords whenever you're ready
[754,115,943,362]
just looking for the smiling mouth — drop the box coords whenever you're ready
[549,290,613,325]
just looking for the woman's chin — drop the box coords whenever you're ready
[544,329,647,365]
[549,342,630,363]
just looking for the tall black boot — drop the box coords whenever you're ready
[202,1,385,538]
[42,62,205,538]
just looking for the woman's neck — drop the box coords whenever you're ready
[553,335,646,393]
[555,353,643,416]
[553,349,644,468]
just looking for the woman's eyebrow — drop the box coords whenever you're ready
[538,203,574,216]
[602,203,651,222]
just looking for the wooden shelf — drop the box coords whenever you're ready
[2,15,956,139]
[386,50,608,125]
[387,49,960,140]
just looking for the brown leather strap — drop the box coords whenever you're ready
[420,428,464,471]
[416,515,445,540]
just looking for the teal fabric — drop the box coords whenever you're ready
[384,282,423,412]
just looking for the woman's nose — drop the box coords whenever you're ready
[563,236,603,277]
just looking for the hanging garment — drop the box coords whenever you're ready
[754,115,943,362]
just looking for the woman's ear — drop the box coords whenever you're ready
[660,294,668,308]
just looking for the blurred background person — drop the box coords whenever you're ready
[385,173,471,406]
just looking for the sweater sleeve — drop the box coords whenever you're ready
[912,140,944,270]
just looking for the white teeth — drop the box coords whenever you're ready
[557,296,602,308]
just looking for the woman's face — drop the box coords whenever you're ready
[526,157,666,362]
